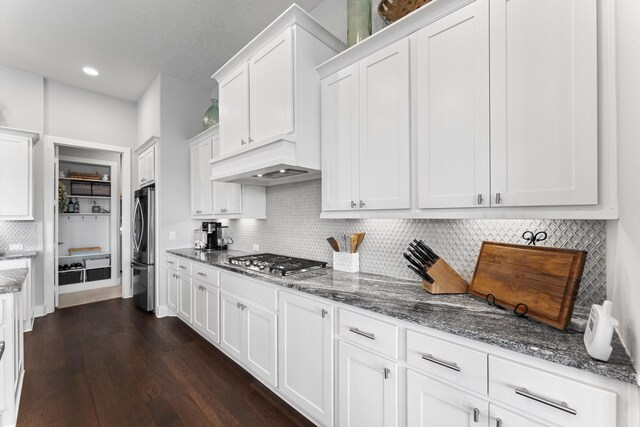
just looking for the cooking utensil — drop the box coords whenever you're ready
[408,246,432,267]
[350,234,359,254]
[327,237,340,252]
[469,242,587,330]
[409,242,435,265]
[343,233,348,253]
[403,252,425,272]
[415,240,440,262]
[354,233,366,252]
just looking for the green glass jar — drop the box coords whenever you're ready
[203,99,219,130]
[348,0,372,47]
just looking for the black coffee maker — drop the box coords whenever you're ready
[202,221,228,250]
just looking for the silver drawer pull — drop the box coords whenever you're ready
[383,368,390,379]
[348,327,375,340]
[167,261,175,265]
[197,272,207,277]
[473,408,480,423]
[179,265,187,270]
[421,353,461,372]
[515,387,577,415]
[496,418,502,427]
[321,309,328,318]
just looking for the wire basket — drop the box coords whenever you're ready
[377,0,432,24]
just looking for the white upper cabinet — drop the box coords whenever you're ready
[358,38,411,210]
[211,5,345,185]
[489,0,598,207]
[321,39,411,212]
[0,128,38,220]
[318,0,604,219]
[249,27,294,143]
[188,127,266,219]
[321,64,360,211]
[415,0,490,209]
[136,140,156,188]
[219,64,250,156]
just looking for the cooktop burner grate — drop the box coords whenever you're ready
[227,253,327,276]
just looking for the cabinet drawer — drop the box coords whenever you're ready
[191,262,220,286]
[407,329,487,395]
[166,255,178,270]
[339,308,398,359]
[220,271,277,310]
[176,257,191,275]
[488,356,616,427]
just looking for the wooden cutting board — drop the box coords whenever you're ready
[469,242,587,330]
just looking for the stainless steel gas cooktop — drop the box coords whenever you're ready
[227,253,327,276]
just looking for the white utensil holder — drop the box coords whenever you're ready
[333,252,360,273]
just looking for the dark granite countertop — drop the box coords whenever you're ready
[0,268,27,294]
[0,250,37,260]
[168,248,638,385]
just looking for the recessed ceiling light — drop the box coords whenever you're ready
[279,169,286,173]
[256,174,263,177]
[83,66,99,76]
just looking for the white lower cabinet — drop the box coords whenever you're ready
[192,280,220,344]
[167,268,179,313]
[279,291,333,426]
[220,290,278,387]
[177,274,192,324]
[489,404,550,427]
[338,341,398,427]
[407,369,489,426]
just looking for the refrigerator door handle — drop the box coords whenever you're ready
[133,197,144,252]
[131,262,148,271]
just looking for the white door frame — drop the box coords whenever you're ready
[43,135,132,314]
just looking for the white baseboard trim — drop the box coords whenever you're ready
[34,305,47,318]
[156,305,169,318]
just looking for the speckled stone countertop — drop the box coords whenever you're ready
[0,268,27,294]
[168,248,637,385]
[0,250,37,260]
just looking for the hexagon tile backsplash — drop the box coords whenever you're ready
[228,180,606,307]
[0,221,38,250]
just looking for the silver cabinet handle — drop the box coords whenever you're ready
[496,418,502,427]
[241,139,247,145]
[249,137,254,143]
[421,353,461,372]
[495,192,501,204]
[196,210,202,214]
[179,265,187,270]
[473,408,480,423]
[168,261,175,265]
[477,194,483,205]
[349,327,375,340]
[383,368,390,379]
[197,272,207,277]
[515,387,577,415]
[237,302,241,309]
[359,200,366,208]
[173,273,179,279]
[321,309,328,318]
[351,200,357,209]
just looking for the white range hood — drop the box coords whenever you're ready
[208,4,345,186]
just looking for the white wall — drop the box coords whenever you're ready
[607,0,640,372]
[310,0,347,44]
[136,74,161,146]
[154,73,211,310]
[45,80,137,148]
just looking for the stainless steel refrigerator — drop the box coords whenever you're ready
[132,186,155,311]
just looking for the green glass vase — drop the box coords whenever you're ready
[348,0,372,47]
[203,99,219,130]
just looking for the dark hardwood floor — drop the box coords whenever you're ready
[18,298,315,427]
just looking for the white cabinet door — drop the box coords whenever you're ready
[192,280,206,331]
[167,269,178,313]
[489,404,551,427]
[145,146,155,183]
[358,38,410,210]
[245,301,278,387]
[219,63,250,155]
[407,370,489,427]
[489,0,597,207]
[279,292,333,426]
[415,0,490,209]
[137,152,146,186]
[212,181,243,215]
[191,139,213,216]
[0,134,31,218]
[220,291,245,360]
[321,64,360,212]
[249,26,294,143]
[203,285,220,344]
[177,275,192,324]
[338,341,398,427]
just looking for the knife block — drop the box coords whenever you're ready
[422,259,469,294]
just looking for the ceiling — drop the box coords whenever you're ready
[0,0,324,101]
